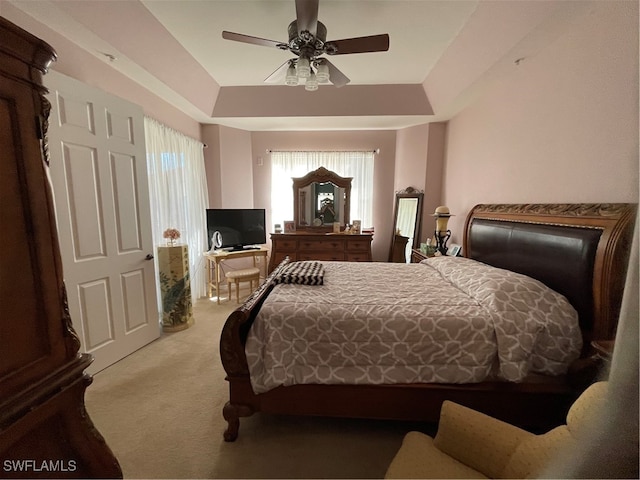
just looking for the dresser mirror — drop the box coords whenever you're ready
[389,187,424,261]
[293,166,352,231]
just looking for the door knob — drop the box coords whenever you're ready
[145,254,154,260]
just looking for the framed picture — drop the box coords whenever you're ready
[283,220,295,233]
[448,244,461,257]
[352,220,362,234]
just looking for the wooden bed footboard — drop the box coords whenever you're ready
[219,257,291,441]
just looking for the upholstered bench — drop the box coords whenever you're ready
[225,267,260,303]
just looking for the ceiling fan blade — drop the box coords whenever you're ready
[222,31,284,49]
[324,59,350,88]
[264,60,292,83]
[326,34,390,55]
[295,0,319,37]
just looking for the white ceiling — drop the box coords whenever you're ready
[8,0,595,131]
[143,0,477,86]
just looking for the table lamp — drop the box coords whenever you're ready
[432,206,453,255]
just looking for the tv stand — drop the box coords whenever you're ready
[204,247,269,304]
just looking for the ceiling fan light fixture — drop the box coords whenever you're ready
[315,62,330,83]
[297,57,311,78]
[305,72,319,91]
[285,65,298,86]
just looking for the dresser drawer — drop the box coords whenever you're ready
[346,239,371,252]
[299,252,345,261]
[346,253,371,262]
[298,239,343,251]
[273,239,298,251]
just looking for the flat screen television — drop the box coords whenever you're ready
[206,208,266,251]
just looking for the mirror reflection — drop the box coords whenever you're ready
[390,187,424,262]
[293,167,352,231]
[298,182,346,226]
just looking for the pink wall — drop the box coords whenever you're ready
[201,125,221,208]
[1,3,201,140]
[394,123,447,245]
[250,131,397,261]
[423,122,447,239]
[215,126,254,209]
[442,0,639,244]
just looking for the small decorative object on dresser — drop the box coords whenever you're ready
[284,220,295,233]
[352,220,362,234]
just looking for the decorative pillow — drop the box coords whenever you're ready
[275,261,325,285]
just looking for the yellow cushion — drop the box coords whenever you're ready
[225,268,260,280]
[434,401,534,479]
[501,426,574,478]
[385,431,488,479]
[566,381,608,438]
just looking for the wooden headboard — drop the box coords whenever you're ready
[464,203,636,347]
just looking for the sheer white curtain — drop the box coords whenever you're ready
[270,151,374,229]
[144,117,209,303]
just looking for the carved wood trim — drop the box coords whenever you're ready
[292,166,352,231]
[464,203,637,342]
[219,257,291,376]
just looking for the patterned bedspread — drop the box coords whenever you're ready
[245,257,582,394]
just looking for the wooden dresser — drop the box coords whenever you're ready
[0,18,121,477]
[268,233,373,273]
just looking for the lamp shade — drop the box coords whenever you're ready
[305,72,319,91]
[316,63,330,83]
[297,57,310,78]
[285,65,298,86]
[431,206,453,232]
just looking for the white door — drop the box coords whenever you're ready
[46,71,160,373]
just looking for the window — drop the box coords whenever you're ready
[145,116,209,302]
[270,151,374,229]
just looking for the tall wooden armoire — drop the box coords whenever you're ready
[0,17,122,478]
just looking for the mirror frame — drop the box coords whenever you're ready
[390,187,424,255]
[293,166,352,232]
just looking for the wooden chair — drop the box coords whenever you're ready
[225,268,260,303]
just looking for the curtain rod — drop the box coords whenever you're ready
[266,149,380,154]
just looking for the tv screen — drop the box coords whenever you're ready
[206,208,266,250]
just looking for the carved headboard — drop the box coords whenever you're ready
[464,203,637,346]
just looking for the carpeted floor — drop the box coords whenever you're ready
[85,289,435,479]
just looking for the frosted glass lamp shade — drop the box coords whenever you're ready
[316,63,330,83]
[305,72,319,91]
[297,57,311,78]
[285,66,298,86]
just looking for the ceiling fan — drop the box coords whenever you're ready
[222,0,390,90]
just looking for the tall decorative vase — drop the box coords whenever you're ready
[157,244,194,332]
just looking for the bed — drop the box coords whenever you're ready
[219,203,636,441]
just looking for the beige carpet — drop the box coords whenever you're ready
[85,289,434,479]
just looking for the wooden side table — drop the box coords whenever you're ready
[568,339,615,388]
[411,248,431,263]
[591,340,614,362]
